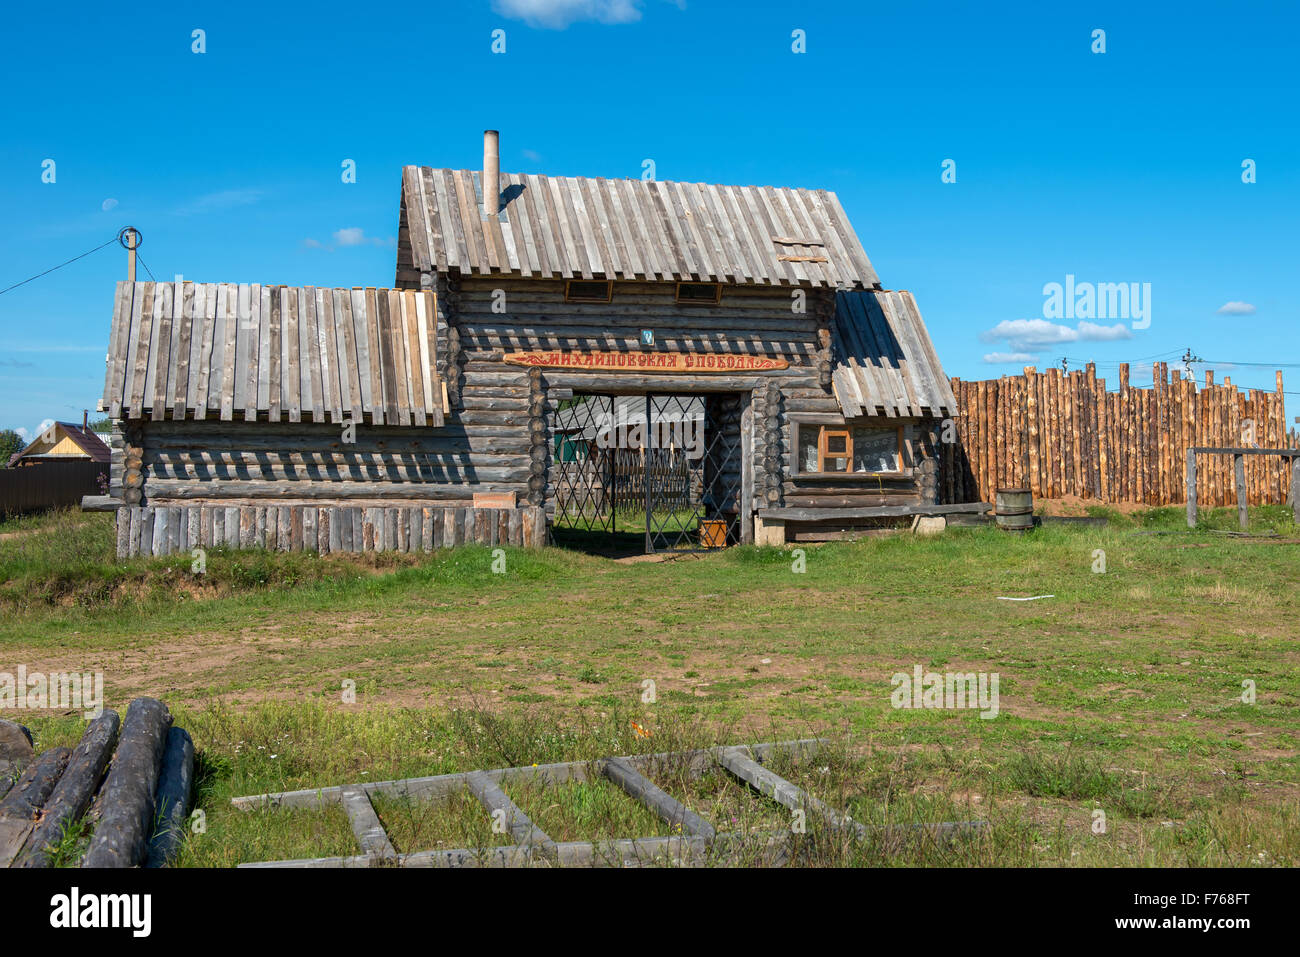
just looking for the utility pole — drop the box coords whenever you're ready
[123,228,139,281]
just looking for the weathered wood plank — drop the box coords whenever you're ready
[340,784,397,862]
[602,756,715,840]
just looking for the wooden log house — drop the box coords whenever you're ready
[98,132,955,556]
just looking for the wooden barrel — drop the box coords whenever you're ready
[994,488,1034,532]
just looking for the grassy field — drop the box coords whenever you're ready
[1,505,1297,866]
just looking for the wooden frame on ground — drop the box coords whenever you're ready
[231,739,985,868]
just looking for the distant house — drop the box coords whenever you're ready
[8,418,111,468]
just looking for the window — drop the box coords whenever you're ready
[565,280,612,303]
[795,423,902,475]
[675,281,722,304]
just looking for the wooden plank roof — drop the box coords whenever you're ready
[401,167,881,289]
[102,282,442,426]
[832,290,956,419]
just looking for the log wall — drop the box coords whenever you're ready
[942,363,1292,507]
[111,276,942,545]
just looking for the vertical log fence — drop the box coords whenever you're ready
[942,363,1293,508]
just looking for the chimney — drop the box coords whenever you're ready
[83,409,88,430]
[483,130,499,219]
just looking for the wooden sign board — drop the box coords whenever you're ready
[473,491,517,509]
[503,351,789,373]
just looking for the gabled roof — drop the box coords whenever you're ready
[400,167,880,289]
[832,291,956,419]
[8,421,110,466]
[101,282,442,426]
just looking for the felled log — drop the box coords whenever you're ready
[0,746,72,867]
[18,711,120,868]
[0,719,35,801]
[145,727,195,868]
[83,698,172,868]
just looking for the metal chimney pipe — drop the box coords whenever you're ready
[483,130,499,218]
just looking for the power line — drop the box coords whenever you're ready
[135,252,157,282]
[0,235,119,296]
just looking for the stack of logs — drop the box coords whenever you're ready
[0,698,194,868]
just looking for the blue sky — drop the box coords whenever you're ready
[1,0,1297,437]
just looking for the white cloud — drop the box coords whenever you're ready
[302,229,396,252]
[980,318,1132,353]
[16,418,55,444]
[521,148,542,162]
[982,352,1038,364]
[101,198,118,212]
[1216,301,1256,315]
[334,227,368,247]
[493,0,643,29]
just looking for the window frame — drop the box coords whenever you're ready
[674,281,723,304]
[564,279,613,303]
[791,420,907,479]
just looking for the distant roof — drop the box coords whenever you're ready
[101,282,442,426]
[832,291,956,418]
[400,167,881,289]
[8,421,110,466]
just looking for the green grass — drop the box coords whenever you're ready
[3,505,1298,866]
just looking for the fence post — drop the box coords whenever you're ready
[1292,457,1300,525]
[1186,449,1197,528]
[1234,454,1248,530]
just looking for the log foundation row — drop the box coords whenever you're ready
[116,504,548,557]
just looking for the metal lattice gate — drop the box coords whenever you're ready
[551,393,743,554]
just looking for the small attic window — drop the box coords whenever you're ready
[676,282,721,304]
[565,280,612,303]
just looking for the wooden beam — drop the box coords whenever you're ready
[715,746,865,837]
[1186,448,1197,528]
[465,771,556,859]
[1190,446,1300,456]
[340,785,397,863]
[231,740,827,811]
[602,757,716,840]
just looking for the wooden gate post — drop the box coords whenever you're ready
[1186,449,1197,528]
